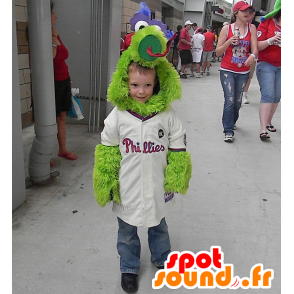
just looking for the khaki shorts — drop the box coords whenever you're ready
[202,51,213,62]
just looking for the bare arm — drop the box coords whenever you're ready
[244,24,258,66]
[181,38,192,46]
[52,27,60,58]
[257,32,281,51]
[216,25,238,57]
[250,24,258,57]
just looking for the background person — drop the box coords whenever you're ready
[256,0,281,140]
[212,29,218,62]
[51,1,77,160]
[191,27,205,78]
[172,25,182,69]
[123,31,135,51]
[166,25,174,40]
[202,25,215,76]
[178,20,193,78]
[216,1,258,143]
[192,22,198,34]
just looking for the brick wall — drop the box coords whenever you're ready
[15,0,33,128]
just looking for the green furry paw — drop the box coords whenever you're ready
[93,144,122,207]
[164,150,192,194]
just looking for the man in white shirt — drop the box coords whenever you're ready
[190,27,205,78]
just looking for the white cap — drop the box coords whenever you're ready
[184,20,193,26]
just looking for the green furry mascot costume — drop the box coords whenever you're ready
[260,0,281,22]
[93,20,192,224]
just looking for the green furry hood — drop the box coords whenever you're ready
[107,26,182,117]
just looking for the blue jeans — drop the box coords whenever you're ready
[220,70,249,135]
[256,61,281,103]
[117,217,171,274]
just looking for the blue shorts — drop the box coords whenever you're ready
[256,61,281,103]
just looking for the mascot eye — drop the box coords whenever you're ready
[135,21,149,32]
[153,25,162,32]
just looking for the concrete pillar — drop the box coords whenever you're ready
[106,0,123,115]
[27,0,58,182]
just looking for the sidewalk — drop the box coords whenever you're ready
[13,63,281,294]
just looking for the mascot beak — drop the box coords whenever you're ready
[147,33,177,58]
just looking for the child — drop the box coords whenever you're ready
[93,25,192,293]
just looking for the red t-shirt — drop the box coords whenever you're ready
[124,32,135,51]
[178,28,191,51]
[53,36,69,81]
[257,18,281,67]
[220,24,251,73]
[203,31,215,51]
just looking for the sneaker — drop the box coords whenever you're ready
[206,72,210,76]
[242,97,249,104]
[242,93,249,104]
[224,134,234,142]
[200,71,204,75]
[180,73,187,79]
[184,69,192,75]
[196,73,203,78]
[190,73,195,77]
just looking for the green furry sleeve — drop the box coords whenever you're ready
[164,150,192,194]
[93,144,122,207]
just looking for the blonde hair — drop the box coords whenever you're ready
[128,61,156,77]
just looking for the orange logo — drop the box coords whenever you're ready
[152,246,274,290]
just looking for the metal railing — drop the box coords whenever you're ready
[88,0,104,132]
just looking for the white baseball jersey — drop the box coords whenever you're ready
[101,106,187,227]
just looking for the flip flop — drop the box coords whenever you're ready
[58,152,77,160]
[260,132,270,141]
[266,125,276,132]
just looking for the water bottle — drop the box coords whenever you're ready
[232,27,240,47]
[274,32,281,47]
